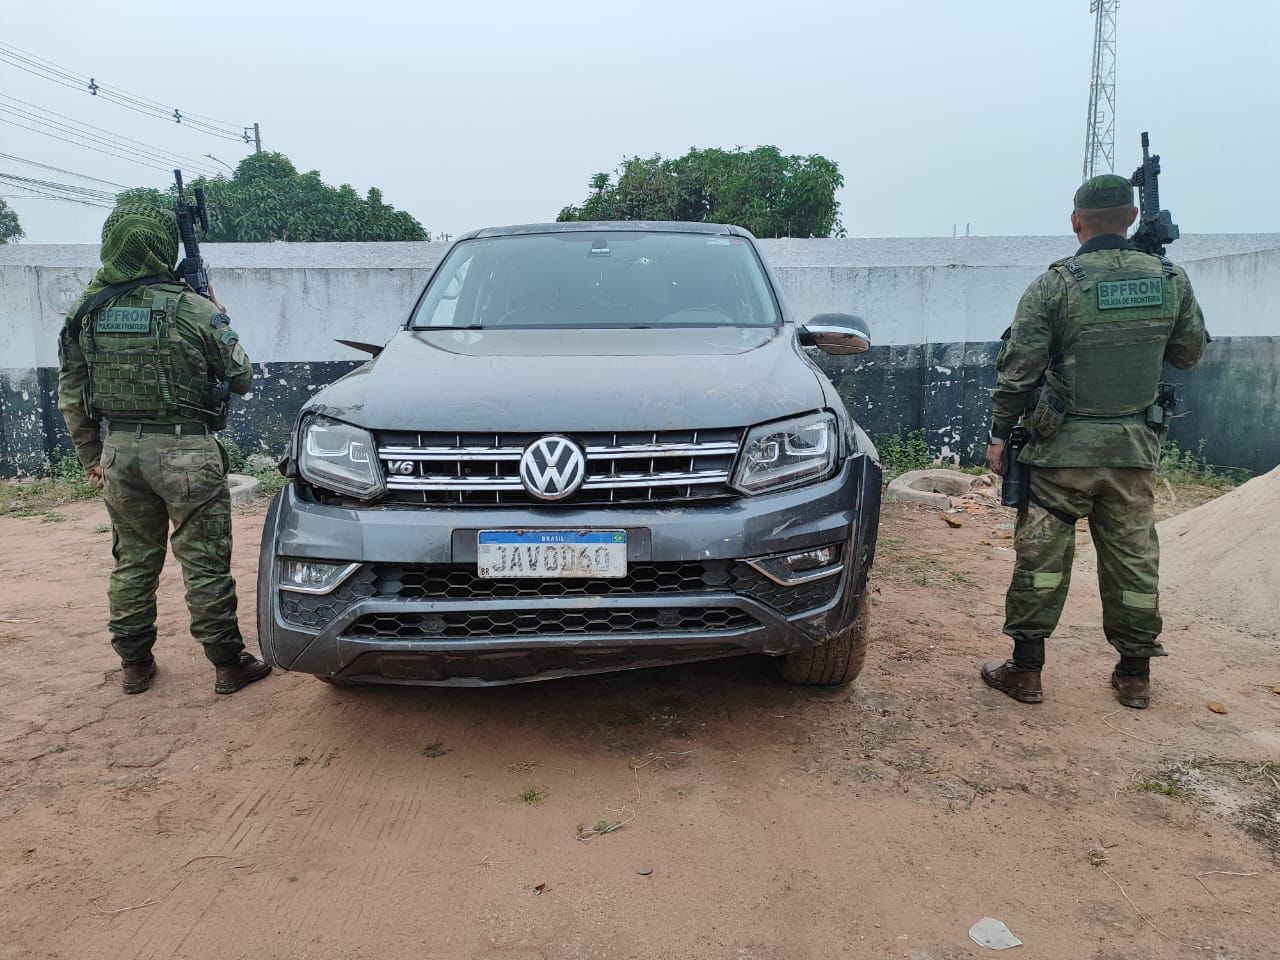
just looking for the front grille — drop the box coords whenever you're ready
[345,607,757,640]
[278,559,832,633]
[376,429,740,506]
[370,560,731,600]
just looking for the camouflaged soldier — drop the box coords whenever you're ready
[981,174,1209,710]
[57,201,271,695]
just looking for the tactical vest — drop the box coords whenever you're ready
[79,282,218,424]
[1050,253,1179,418]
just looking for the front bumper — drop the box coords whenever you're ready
[257,454,881,686]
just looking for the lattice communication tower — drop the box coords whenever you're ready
[1082,0,1118,182]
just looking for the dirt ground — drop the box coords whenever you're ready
[1,495,1277,960]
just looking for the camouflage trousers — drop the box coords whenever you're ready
[100,430,245,666]
[1003,466,1164,659]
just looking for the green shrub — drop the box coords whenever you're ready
[220,436,251,473]
[247,465,287,497]
[220,437,287,498]
[874,429,933,477]
[2,450,99,517]
[40,450,98,500]
[1157,440,1250,489]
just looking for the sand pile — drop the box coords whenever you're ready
[1159,465,1280,639]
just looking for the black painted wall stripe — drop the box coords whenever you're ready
[3,339,1276,476]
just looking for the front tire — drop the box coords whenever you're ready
[775,594,871,686]
[255,489,285,669]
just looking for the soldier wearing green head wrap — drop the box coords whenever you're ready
[57,201,271,696]
[980,174,1208,710]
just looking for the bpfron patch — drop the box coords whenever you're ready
[1097,277,1163,310]
[95,306,152,333]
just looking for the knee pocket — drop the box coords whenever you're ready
[200,512,232,538]
[1121,590,1159,610]
[1011,569,1064,591]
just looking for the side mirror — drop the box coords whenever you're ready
[798,313,871,355]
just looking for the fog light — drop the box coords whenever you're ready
[746,545,843,586]
[279,559,359,595]
[785,546,838,573]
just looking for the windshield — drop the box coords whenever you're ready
[410,231,780,330]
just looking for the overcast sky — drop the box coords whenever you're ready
[3,0,1277,244]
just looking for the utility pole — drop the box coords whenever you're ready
[1082,0,1118,182]
[245,123,262,153]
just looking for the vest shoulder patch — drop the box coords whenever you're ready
[96,306,152,333]
[1097,277,1163,310]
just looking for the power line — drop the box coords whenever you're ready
[0,116,181,174]
[0,95,222,175]
[1,179,113,208]
[0,111,221,179]
[0,172,118,201]
[0,92,215,158]
[0,40,254,144]
[0,152,127,188]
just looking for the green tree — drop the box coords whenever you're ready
[116,152,428,242]
[558,146,845,238]
[0,198,23,243]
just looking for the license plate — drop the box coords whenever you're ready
[477,530,627,579]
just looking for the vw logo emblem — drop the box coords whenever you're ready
[519,436,587,501]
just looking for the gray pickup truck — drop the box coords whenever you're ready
[257,221,881,686]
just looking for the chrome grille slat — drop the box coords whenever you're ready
[584,442,739,459]
[387,476,523,491]
[583,471,728,489]
[380,446,523,462]
[376,429,741,506]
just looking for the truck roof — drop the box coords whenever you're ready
[460,221,756,241]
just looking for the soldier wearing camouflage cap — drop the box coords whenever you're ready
[58,201,271,696]
[980,174,1209,709]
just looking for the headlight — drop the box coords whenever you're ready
[732,411,839,495]
[298,416,385,500]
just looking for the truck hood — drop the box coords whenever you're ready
[306,326,826,432]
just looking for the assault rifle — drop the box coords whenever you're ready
[1129,132,1180,257]
[173,169,230,411]
[173,169,211,297]
[1128,137,1189,426]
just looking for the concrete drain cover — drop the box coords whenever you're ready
[885,468,992,508]
[227,473,261,506]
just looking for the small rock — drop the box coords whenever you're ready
[1272,684,1280,695]
[1206,701,1228,715]
[636,866,652,876]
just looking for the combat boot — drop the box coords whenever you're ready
[121,658,157,695]
[981,659,1044,704]
[1111,671,1150,709]
[214,652,272,695]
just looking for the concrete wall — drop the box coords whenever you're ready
[3,234,1278,475]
